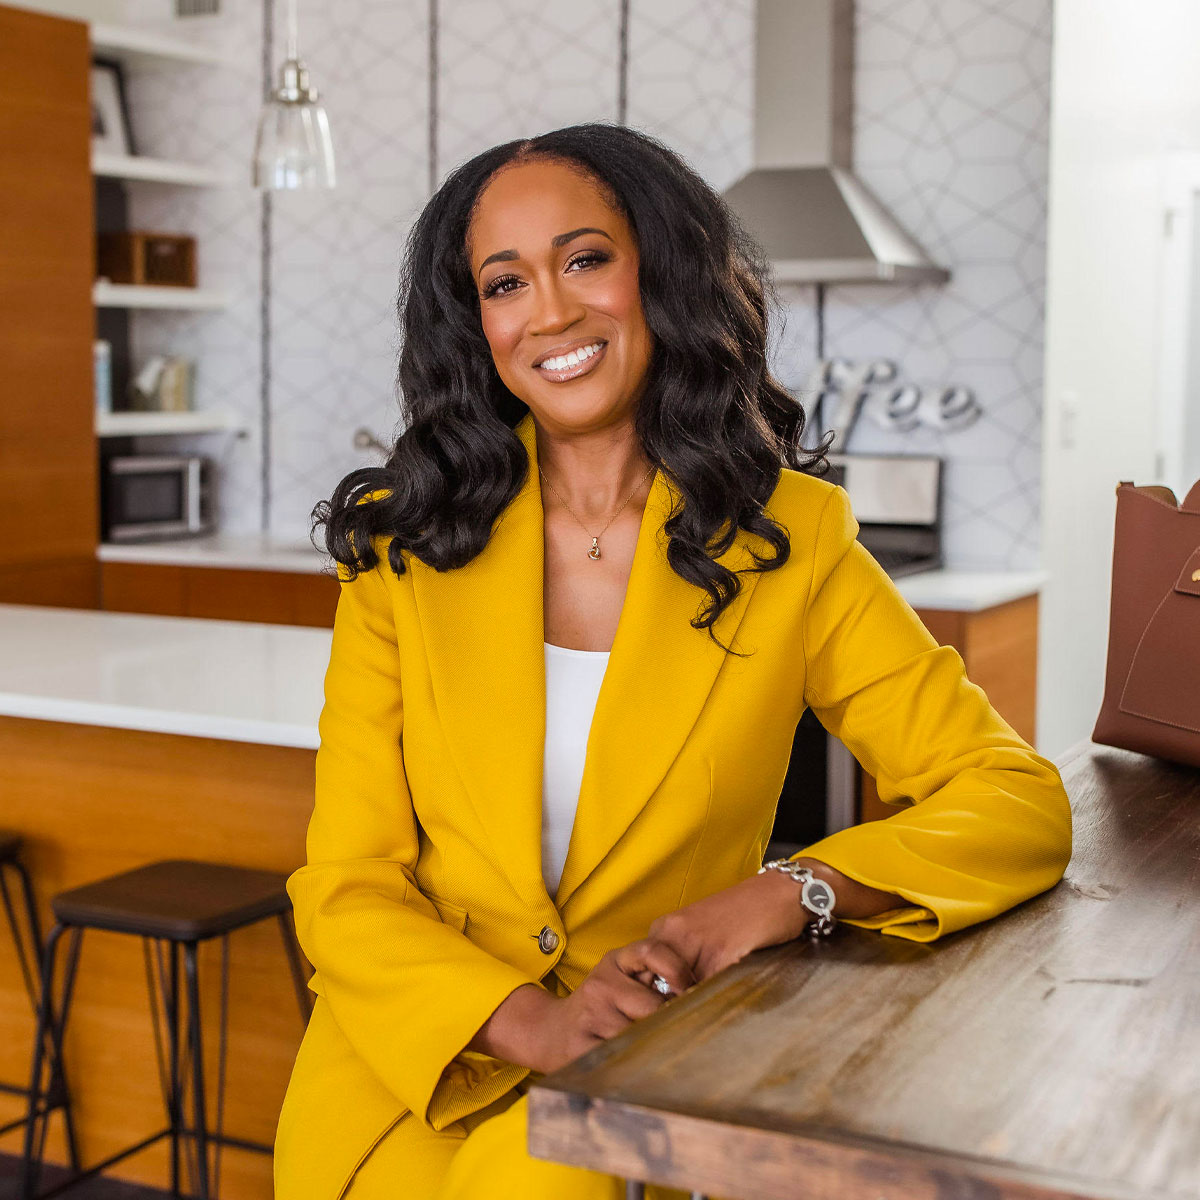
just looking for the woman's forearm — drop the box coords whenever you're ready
[795,855,906,919]
[466,982,557,1072]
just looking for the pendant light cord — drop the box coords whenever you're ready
[617,0,629,123]
[285,0,299,60]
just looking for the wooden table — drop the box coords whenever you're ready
[527,741,1200,1200]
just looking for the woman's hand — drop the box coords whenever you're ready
[467,937,695,1075]
[634,868,814,987]
[534,938,698,1074]
[637,857,907,986]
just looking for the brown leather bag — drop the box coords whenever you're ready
[1092,478,1200,768]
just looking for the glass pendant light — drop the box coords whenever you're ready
[252,0,336,189]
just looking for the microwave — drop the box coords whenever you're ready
[101,454,215,542]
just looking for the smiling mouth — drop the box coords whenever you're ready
[533,340,607,382]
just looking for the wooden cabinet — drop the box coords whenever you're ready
[0,6,98,608]
[100,561,340,627]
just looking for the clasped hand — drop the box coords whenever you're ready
[537,869,810,1074]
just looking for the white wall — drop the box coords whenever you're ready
[1038,0,1200,757]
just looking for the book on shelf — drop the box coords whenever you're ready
[129,355,195,412]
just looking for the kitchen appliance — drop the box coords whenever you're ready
[824,452,944,576]
[722,0,949,285]
[101,454,214,543]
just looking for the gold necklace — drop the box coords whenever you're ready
[539,461,656,560]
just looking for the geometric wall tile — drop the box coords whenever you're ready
[118,0,1051,569]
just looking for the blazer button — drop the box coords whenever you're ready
[537,926,559,954]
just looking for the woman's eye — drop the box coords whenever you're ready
[481,273,520,299]
[567,250,610,271]
[480,251,609,300]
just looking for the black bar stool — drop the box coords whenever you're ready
[0,831,80,1169]
[20,858,313,1200]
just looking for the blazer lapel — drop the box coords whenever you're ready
[552,460,764,911]
[409,411,765,916]
[408,414,548,913]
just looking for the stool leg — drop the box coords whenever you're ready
[183,940,212,1199]
[45,926,84,1179]
[3,860,81,1175]
[19,920,60,1200]
[625,1182,646,1200]
[167,940,182,1198]
[13,857,44,955]
[210,933,230,1200]
[53,926,85,1173]
[276,910,313,1021]
[146,937,184,1197]
[20,922,83,1200]
[0,859,41,1008]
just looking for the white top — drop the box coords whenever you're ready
[542,641,610,896]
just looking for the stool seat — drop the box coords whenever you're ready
[0,829,23,862]
[52,859,292,941]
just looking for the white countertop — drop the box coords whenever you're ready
[97,535,1046,612]
[0,604,330,748]
[891,568,1047,612]
[0,558,1046,748]
[98,532,335,575]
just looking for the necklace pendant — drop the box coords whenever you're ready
[588,537,601,561]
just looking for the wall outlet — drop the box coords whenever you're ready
[1059,388,1080,450]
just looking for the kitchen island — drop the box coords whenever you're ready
[0,604,331,1200]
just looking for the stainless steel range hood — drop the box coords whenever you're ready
[724,0,949,286]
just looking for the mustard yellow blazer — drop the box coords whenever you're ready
[274,412,1072,1199]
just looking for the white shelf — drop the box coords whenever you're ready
[96,409,246,438]
[92,152,230,188]
[93,281,230,310]
[90,22,232,68]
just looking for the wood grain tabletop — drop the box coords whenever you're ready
[527,741,1200,1200]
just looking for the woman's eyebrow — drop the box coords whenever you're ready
[477,227,614,277]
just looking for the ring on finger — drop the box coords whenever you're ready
[650,973,674,997]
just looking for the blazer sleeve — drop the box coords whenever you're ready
[793,484,1072,941]
[286,545,538,1131]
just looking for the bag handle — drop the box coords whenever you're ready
[1117,479,1200,512]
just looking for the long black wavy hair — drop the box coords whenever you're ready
[312,122,831,648]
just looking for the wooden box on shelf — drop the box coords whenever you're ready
[96,230,196,287]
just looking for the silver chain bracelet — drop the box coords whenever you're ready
[757,859,838,937]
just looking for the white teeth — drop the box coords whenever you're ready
[538,342,602,371]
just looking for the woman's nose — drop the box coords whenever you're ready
[528,277,586,334]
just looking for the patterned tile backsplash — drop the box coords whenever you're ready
[125,0,1049,570]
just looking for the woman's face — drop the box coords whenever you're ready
[466,158,654,437]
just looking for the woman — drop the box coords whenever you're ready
[273,123,1072,1200]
